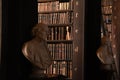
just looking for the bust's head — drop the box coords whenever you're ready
[32,23,49,40]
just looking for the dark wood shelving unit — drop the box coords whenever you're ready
[37,0,84,80]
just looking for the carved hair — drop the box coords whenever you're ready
[32,23,48,37]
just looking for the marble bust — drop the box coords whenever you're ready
[22,23,52,79]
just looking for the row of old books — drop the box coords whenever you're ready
[47,26,72,40]
[44,61,72,79]
[101,5,112,14]
[101,0,112,6]
[38,12,73,24]
[38,1,73,12]
[48,43,73,60]
[37,0,73,79]
[101,0,112,40]
[103,22,112,32]
[102,14,112,23]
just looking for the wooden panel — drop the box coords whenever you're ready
[112,0,120,76]
[72,0,85,80]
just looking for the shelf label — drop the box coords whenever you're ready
[74,67,78,71]
[75,29,78,33]
[74,46,78,53]
[75,13,78,18]
[76,1,79,6]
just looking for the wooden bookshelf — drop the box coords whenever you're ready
[101,0,113,39]
[37,0,85,80]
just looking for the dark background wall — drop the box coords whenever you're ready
[84,0,101,80]
[1,0,101,80]
[1,0,37,80]
[0,0,1,64]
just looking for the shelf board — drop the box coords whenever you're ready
[38,10,73,14]
[103,22,112,24]
[102,13,112,15]
[48,23,73,27]
[38,0,58,3]
[53,59,72,61]
[38,0,70,3]
[47,40,73,43]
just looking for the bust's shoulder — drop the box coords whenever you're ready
[22,40,33,49]
[25,39,38,45]
[22,39,37,55]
